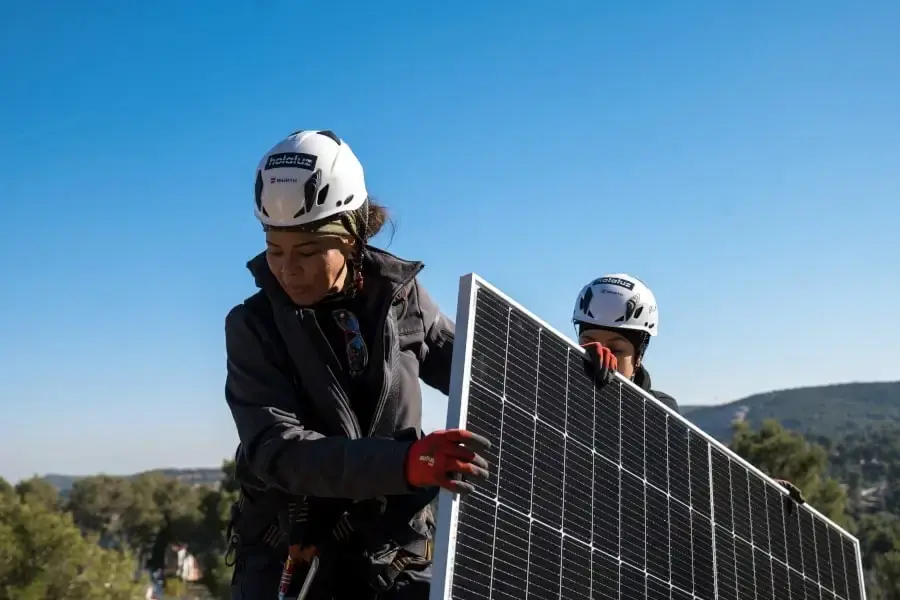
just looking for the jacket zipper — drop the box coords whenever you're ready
[307,311,341,368]
[366,268,423,437]
[367,312,394,438]
[297,309,362,440]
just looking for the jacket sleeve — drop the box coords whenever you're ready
[414,280,455,395]
[225,304,414,500]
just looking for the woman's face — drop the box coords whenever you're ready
[578,328,639,379]
[265,230,354,306]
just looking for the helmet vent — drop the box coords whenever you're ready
[317,184,330,206]
[254,171,264,212]
[294,169,323,218]
[578,287,594,318]
[316,130,342,145]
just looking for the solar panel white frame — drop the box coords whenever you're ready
[430,273,866,600]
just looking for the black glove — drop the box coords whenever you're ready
[581,342,618,389]
[776,479,806,514]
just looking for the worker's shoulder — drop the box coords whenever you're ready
[650,389,679,414]
[225,291,275,342]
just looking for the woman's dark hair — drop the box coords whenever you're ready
[263,197,395,247]
[359,198,395,246]
[345,198,395,294]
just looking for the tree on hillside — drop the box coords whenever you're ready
[871,552,900,600]
[220,458,238,494]
[830,425,900,506]
[0,477,13,498]
[144,475,202,570]
[730,419,849,525]
[67,475,134,547]
[119,472,168,558]
[66,472,203,563]
[0,490,145,600]
[192,460,238,599]
[857,513,900,570]
[14,477,60,511]
[56,465,239,597]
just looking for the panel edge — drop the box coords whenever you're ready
[429,272,480,600]
[854,536,868,600]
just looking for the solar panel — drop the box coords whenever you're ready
[430,274,866,600]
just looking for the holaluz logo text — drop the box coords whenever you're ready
[595,276,635,290]
[265,152,317,171]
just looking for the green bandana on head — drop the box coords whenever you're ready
[265,209,364,240]
[307,216,354,237]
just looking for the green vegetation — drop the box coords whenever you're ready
[684,380,900,441]
[0,485,145,600]
[0,462,237,600]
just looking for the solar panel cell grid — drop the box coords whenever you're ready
[844,536,864,600]
[830,528,848,597]
[693,515,717,598]
[772,560,791,600]
[667,420,691,506]
[670,501,693,592]
[593,456,619,558]
[767,485,788,563]
[715,527,738,600]
[431,279,865,600]
[689,432,712,517]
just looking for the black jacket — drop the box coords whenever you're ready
[633,365,679,414]
[224,247,456,569]
[225,246,454,500]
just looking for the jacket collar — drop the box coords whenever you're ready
[633,364,652,392]
[246,245,424,307]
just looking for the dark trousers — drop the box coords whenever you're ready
[230,547,431,600]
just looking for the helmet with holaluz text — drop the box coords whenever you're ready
[254,130,368,229]
[573,272,658,360]
[572,273,658,336]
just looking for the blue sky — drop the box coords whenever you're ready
[0,1,897,482]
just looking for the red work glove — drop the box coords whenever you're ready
[405,429,490,495]
[582,342,618,389]
[288,544,318,563]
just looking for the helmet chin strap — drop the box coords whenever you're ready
[331,260,350,294]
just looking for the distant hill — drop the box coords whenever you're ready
[683,380,900,441]
[43,467,223,495]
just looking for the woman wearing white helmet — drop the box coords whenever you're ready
[573,273,679,413]
[224,130,490,599]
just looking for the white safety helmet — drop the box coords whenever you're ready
[572,273,659,337]
[254,130,368,229]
